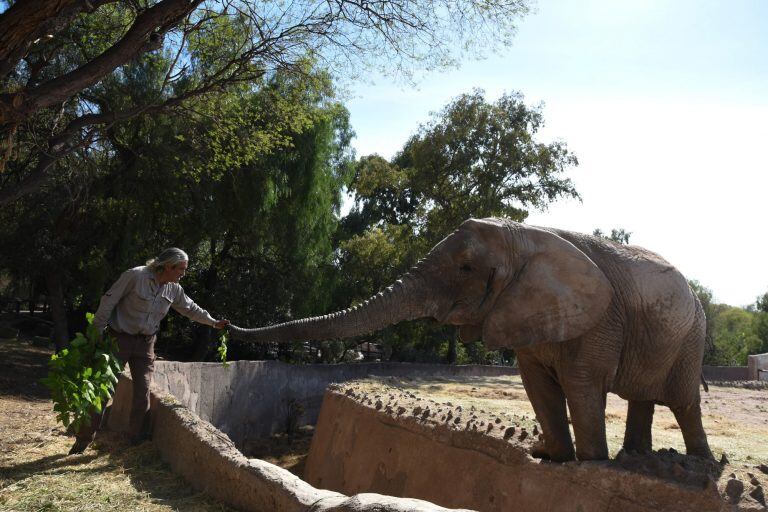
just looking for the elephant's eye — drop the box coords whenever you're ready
[460,264,473,273]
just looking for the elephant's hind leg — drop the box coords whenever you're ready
[671,401,713,459]
[519,358,575,462]
[623,400,654,454]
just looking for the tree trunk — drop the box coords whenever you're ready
[448,328,458,364]
[0,0,201,130]
[45,270,69,351]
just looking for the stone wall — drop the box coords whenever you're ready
[107,373,473,512]
[748,353,768,381]
[702,366,749,381]
[304,386,757,512]
[150,360,518,447]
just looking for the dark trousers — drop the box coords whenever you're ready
[76,329,156,442]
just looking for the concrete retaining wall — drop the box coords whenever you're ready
[748,353,768,381]
[106,362,519,512]
[107,373,473,512]
[151,360,518,447]
[702,365,749,381]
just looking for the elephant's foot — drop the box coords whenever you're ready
[531,438,575,462]
[685,443,713,460]
[671,402,713,460]
[531,439,550,460]
[621,444,652,455]
[575,446,609,461]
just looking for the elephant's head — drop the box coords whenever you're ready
[228,218,613,349]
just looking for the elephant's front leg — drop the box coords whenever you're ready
[623,400,655,454]
[565,383,610,460]
[518,356,575,462]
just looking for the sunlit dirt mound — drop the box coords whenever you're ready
[304,378,767,512]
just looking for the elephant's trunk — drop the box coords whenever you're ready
[228,272,435,343]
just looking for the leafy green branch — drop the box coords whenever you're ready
[40,313,122,432]
[217,330,229,367]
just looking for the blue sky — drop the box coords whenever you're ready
[343,0,768,306]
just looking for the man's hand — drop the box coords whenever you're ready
[213,319,230,330]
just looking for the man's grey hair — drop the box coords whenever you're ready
[146,247,189,273]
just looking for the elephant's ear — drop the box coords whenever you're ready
[482,228,613,348]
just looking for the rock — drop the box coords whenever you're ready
[413,406,422,416]
[725,478,744,503]
[495,418,502,424]
[532,425,539,436]
[453,416,461,424]
[503,427,516,440]
[519,429,528,442]
[375,400,383,410]
[750,485,765,506]
[720,453,729,465]
[396,407,406,416]
[758,464,768,475]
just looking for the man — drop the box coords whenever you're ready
[69,247,229,454]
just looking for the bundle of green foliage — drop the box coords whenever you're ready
[41,313,122,431]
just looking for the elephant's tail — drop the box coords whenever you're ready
[700,373,709,393]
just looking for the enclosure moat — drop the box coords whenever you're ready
[109,360,767,511]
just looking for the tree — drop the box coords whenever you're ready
[710,306,762,366]
[756,291,768,313]
[0,0,532,204]
[689,279,719,364]
[345,89,579,242]
[337,89,580,362]
[592,228,631,245]
[0,58,354,356]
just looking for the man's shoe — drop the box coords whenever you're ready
[68,438,90,455]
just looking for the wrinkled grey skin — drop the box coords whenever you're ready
[230,218,712,461]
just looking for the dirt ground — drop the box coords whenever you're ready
[351,375,768,467]
[241,426,316,477]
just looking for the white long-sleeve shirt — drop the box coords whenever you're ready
[93,266,217,335]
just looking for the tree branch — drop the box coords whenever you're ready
[0,0,115,80]
[0,0,202,131]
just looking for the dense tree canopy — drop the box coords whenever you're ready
[689,280,768,366]
[0,0,531,205]
[0,54,354,356]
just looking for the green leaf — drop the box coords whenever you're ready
[41,312,121,431]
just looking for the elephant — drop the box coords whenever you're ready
[228,218,712,462]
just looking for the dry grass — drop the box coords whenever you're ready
[355,374,768,468]
[0,338,233,512]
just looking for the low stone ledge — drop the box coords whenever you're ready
[107,375,472,512]
[304,383,765,512]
